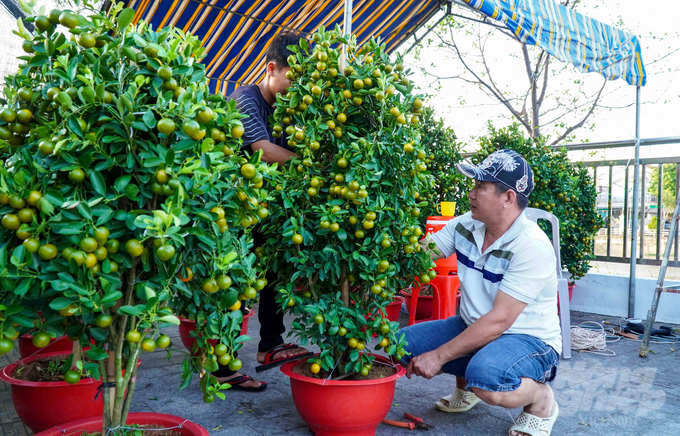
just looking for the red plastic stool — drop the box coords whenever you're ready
[407,274,461,326]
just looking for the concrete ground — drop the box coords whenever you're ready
[1,309,679,436]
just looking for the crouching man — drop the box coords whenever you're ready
[402,149,561,436]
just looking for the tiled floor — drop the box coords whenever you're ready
[1,310,678,435]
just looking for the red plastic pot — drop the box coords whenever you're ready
[0,350,141,433]
[1,351,102,432]
[281,355,405,436]
[34,412,208,436]
[18,334,75,358]
[178,308,254,352]
[384,296,405,322]
[557,284,575,313]
[401,292,433,320]
[18,335,94,359]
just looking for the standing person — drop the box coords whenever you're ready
[402,150,561,436]
[212,32,311,392]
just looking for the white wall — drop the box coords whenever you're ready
[570,273,680,324]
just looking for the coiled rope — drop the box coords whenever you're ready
[570,321,618,356]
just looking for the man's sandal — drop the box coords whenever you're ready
[255,343,313,373]
[224,375,267,392]
[435,388,482,413]
[508,401,559,436]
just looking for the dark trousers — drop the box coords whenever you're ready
[213,228,285,377]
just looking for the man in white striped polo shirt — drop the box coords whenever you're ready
[401,149,562,436]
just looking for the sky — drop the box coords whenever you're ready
[397,0,680,164]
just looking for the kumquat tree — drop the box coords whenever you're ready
[0,1,272,431]
[260,26,438,378]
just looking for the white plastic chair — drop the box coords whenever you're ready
[524,208,572,359]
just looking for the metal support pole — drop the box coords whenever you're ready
[339,0,353,73]
[657,164,663,259]
[624,165,629,257]
[607,166,613,256]
[629,86,641,319]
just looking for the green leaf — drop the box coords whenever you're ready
[85,347,108,360]
[51,280,71,291]
[118,305,143,316]
[49,298,74,310]
[143,110,156,129]
[77,202,92,220]
[14,279,33,297]
[165,149,175,166]
[114,175,131,193]
[97,209,114,226]
[46,189,65,207]
[10,314,34,328]
[58,92,72,109]
[79,86,95,103]
[101,291,122,305]
[124,184,139,200]
[90,171,106,196]
[158,315,180,325]
[117,8,135,29]
[38,198,54,215]
[10,245,25,267]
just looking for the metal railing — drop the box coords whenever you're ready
[563,137,680,268]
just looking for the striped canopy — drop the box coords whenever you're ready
[461,0,646,86]
[124,0,442,95]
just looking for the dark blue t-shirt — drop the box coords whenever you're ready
[228,85,289,154]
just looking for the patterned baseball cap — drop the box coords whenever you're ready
[455,149,534,198]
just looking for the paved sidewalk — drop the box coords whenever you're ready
[1,310,679,435]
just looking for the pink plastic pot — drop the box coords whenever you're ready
[34,412,208,436]
[178,308,254,352]
[281,355,405,436]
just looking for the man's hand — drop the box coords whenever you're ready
[405,350,444,380]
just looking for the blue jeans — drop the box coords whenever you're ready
[400,316,559,392]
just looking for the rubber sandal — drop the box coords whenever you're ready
[435,388,482,413]
[255,343,314,373]
[508,401,559,436]
[224,375,268,392]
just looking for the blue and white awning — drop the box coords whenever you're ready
[461,0,646,86]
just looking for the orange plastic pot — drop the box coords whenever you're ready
[34,412,208,436]
[0,350,138,433]
[281,355,405,436]
[178,308,254,352]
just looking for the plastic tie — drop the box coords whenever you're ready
[94,381,117,401]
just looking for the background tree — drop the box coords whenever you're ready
[418,106,471,224]
[647,163,676,213]
[405,0,680,145]
[474,124,603,281]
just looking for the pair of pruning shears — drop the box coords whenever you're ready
[383,412,435,431]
